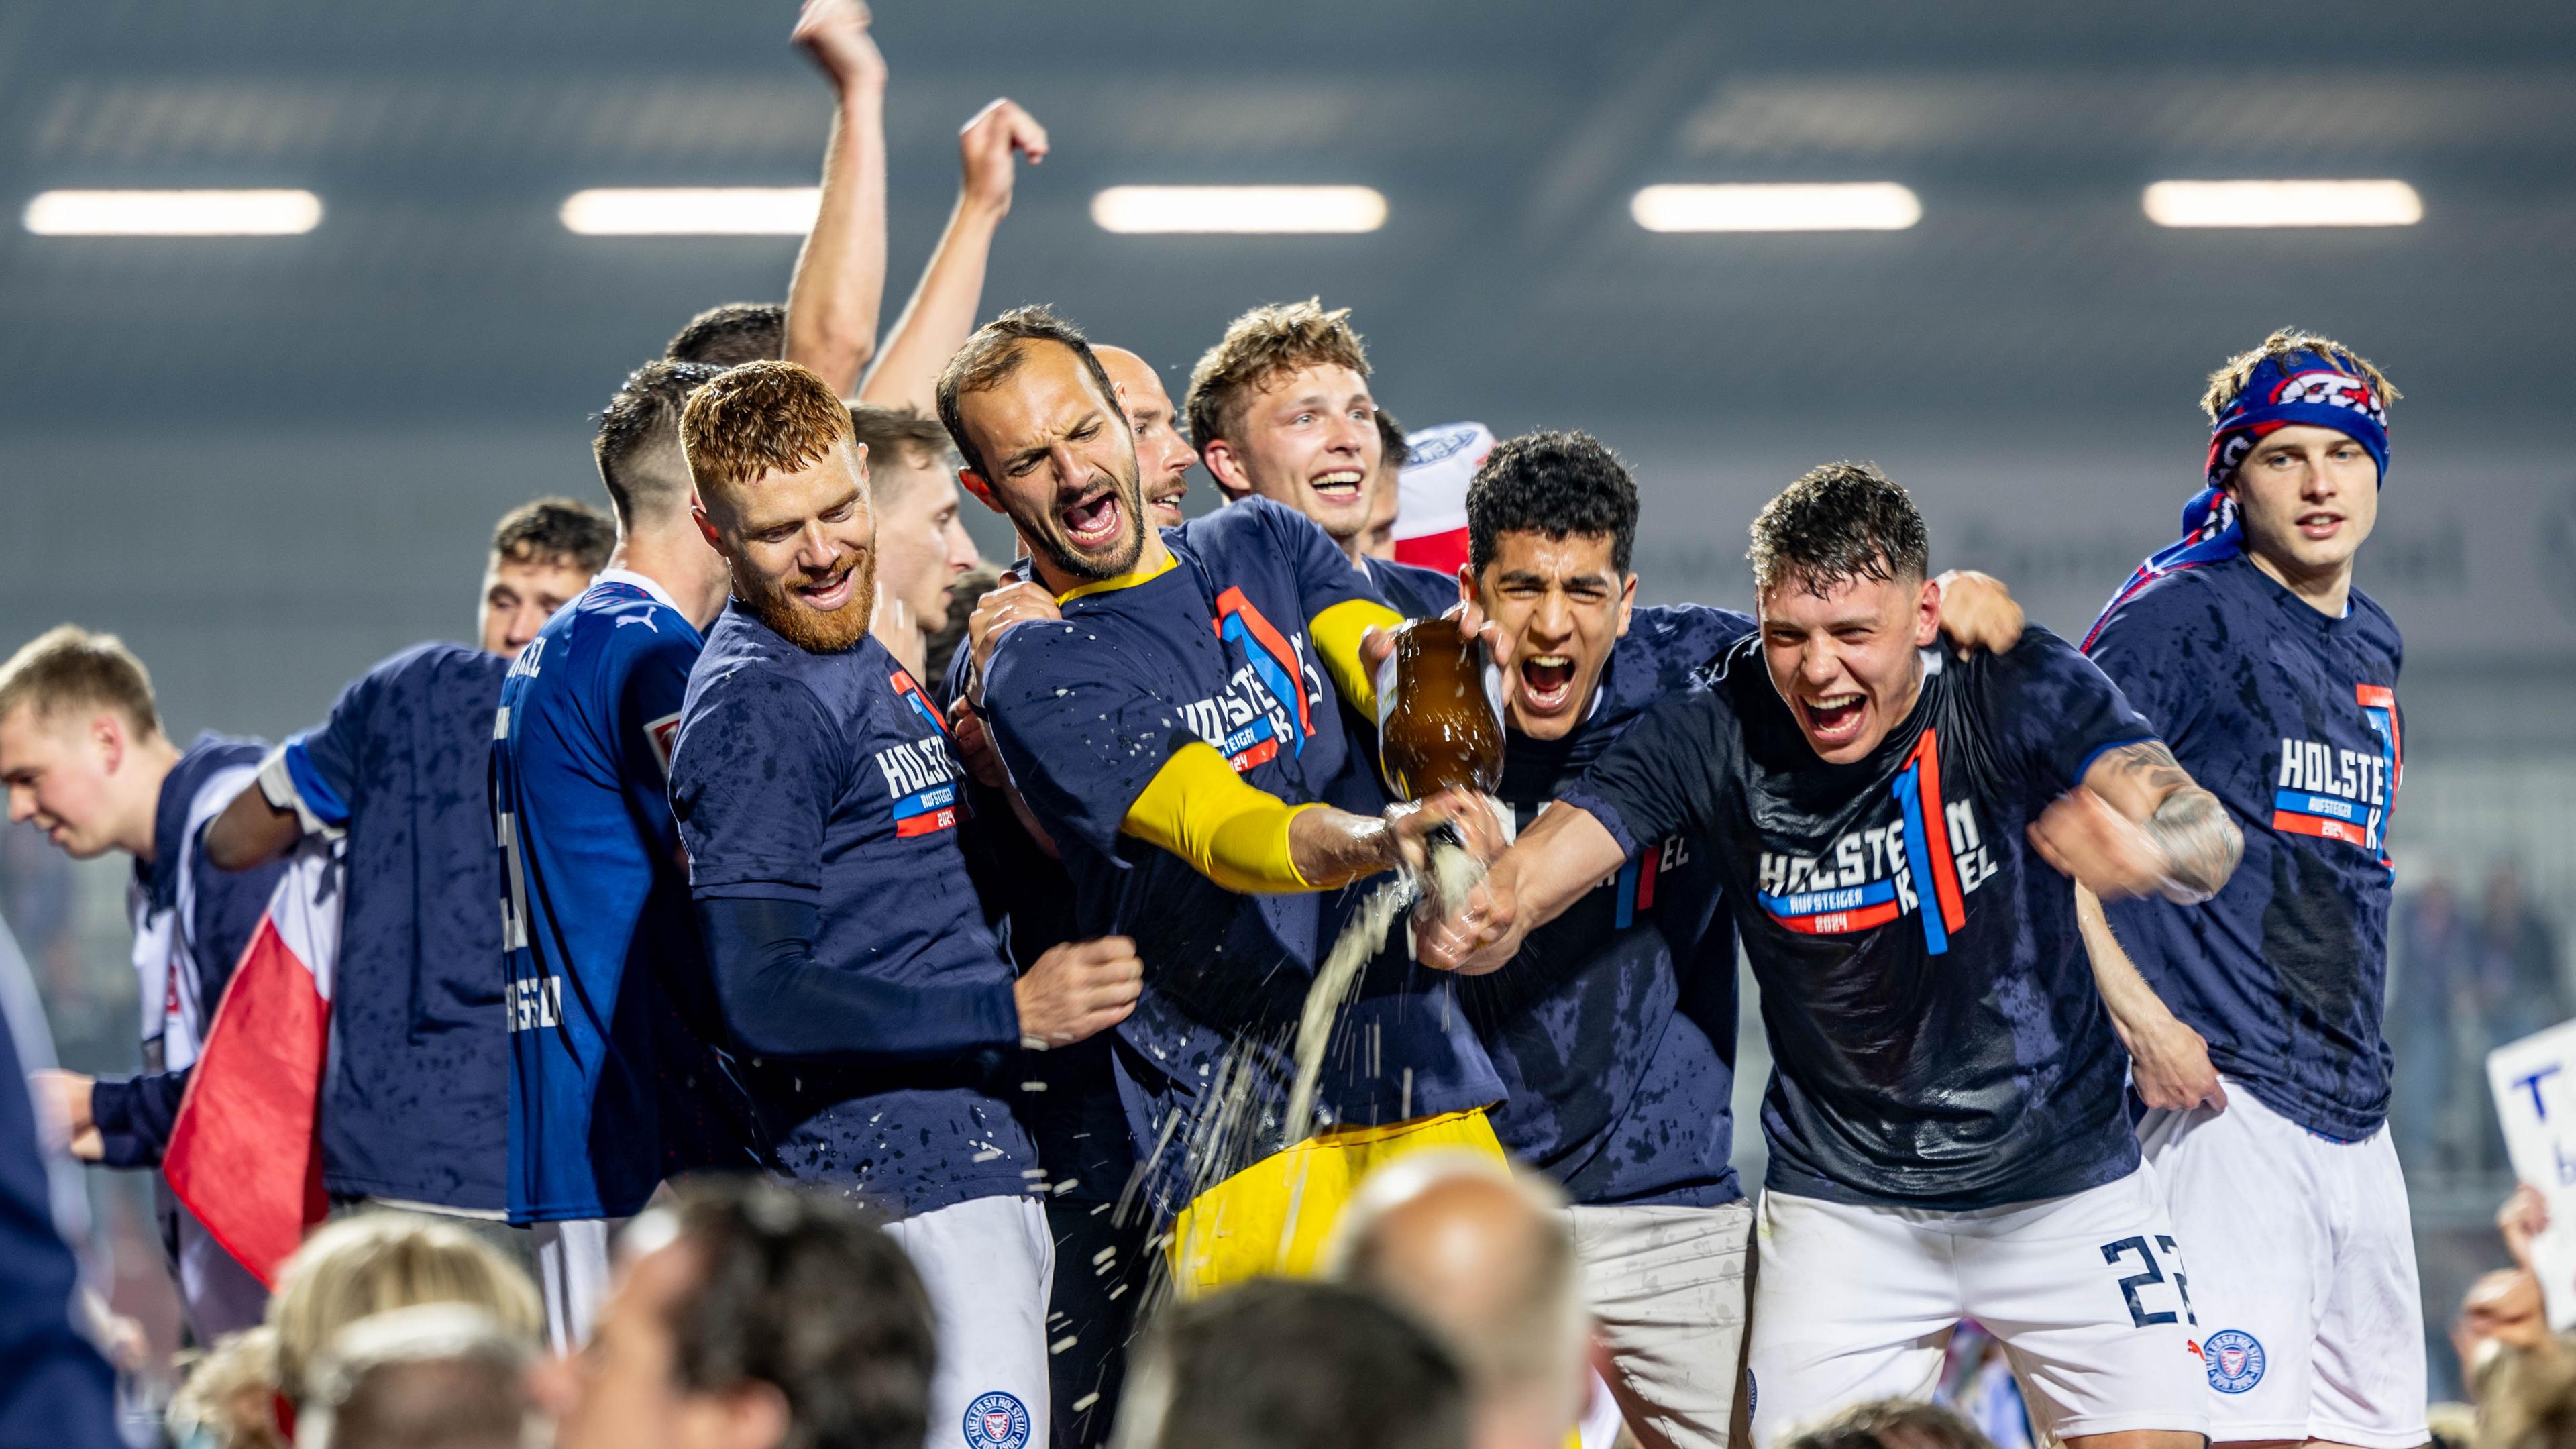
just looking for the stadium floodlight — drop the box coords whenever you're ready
[24,189,323,236]
[1090,186,1387,235]
[559,187,821,236]
[1630,182,1921,233]
[2143,180,2422,229]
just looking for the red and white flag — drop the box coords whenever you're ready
[1393,421,1492,578]
[162,843,341,1288]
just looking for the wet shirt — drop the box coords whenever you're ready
[1471,604,1752,1208]
[1362,556,1462,621]
[493,572,754,1223]
[1563,627,2157,1210]
[672,607,1034,1216]
[284,643,511,1210]
[2088,555,2403,1139]
[983,498,1503,1210]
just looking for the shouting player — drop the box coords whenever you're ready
[667,362,1140,1449]
[201,499,613,1232]
[492,360,757,1349]
[937,306,1507,1294]
[2078,331,2423,1448]
[0,627,283,1338]
[1424,464,2241,1449]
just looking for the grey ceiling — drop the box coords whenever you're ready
[5,0,2574,439]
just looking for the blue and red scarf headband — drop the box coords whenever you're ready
[2082,348,2390,649]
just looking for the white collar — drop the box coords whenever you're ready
[594,567,682,614]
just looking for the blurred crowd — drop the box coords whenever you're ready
[2392,868,2570,1173]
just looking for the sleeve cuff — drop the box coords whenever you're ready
[89,1075,161,1169]
[687,877,822,904]
[1552,786,1642,861]
[263,743,349,838]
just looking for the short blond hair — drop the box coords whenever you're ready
[678,360,853,506]
[0,625,160,738]
[2202,328,2401,422]
[267,1212,541,1407]
[1183,299,1371,457]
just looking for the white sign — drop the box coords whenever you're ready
[2487,1020,2576,1330]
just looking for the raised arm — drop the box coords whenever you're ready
[2073,883,2226,1111]
[2029,739,2243,903]
[1415,801,1628,976]
[856,99,1047,413]
[780,0,890,396]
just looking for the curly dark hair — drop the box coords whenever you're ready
[666,302,785,368]
[1747,461,1929,599]
[490,496,614,574]
[1464,430,1639,575]
[665,1176,934,1449]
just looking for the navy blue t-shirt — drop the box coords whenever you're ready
[1564,628,2157,1210]
[1472,604,1752,1208]
[983,498,1504,1210]
[673,607,1034,1216]
[494,573,756,1222]
[1362,556,1462,621]
[0,967,118,1447]
[282,643,512,1210]
[91,734,286,1169]
[2088,555,2403,1139]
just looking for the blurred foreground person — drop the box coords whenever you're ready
[1327,1150,1589,1449]
[2079,331,2423,1449]
[204,498,612,1233]
[1110,1277,1470,1449]
[0,625,282,1338]
[298,1304,536,1449]
[531,1176,936,1449]
[1784,1401,1998,1449]
[268,1211,542,1421]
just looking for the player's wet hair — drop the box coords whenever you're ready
[1783,1399,1996,1449]
[664,1176,936,1449]
[848,403,955,502]
[666,302,786,368]
[678,361,854,506]
[2201,327,2400,423]
[0,625,160,739]
[596,360,729,530]
[1115,1278,1468,1449]
[1465,430,1639,576]
[934,304,1121,484]
[1374,407,1409,471]
[1748,462,1930,600]
[490,496,614,575]
[1182,299,1371,460]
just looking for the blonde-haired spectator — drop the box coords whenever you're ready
[268,1211,541,1411]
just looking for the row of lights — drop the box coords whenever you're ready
[21,179,2426,237]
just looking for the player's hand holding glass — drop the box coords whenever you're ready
[1014,934,1142,1050]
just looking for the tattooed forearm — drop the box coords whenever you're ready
[2143,786,2241,903]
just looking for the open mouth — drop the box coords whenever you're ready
[1307,469,1366,506]
[1061,490,1126,550]
[1803,692,1867,743]
[794,561,856,611]
[2296,510,2344,541]
[1519,654,1578,713]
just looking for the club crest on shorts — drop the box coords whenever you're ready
[2204,1328,2265,1393]
[966,1391,1031,1449]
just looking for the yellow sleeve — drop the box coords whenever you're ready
[1309,597,1403,720]
[1121,741,1322,893]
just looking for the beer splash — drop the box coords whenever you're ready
[1281,842,1484,1140]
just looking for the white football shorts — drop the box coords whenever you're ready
[2139,1083,2427,1448]
[1747,1165,2209,1448]
[885,1192,1056,1449]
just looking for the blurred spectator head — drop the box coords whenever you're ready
[595,359,731,533]
[299,1303,536,1449]
[0,625,166,859]
[2473,1338,2576,1449]
[1112,1277,1468,1449]
[667,303,785,368]
[531,1175,934,1449]
[1325,1150,1587,1449]
[850,402,977,648]
[269,1212,541,1410]
[481,496,616,656]
[171,1324,287,1449]
[1783,1399,1998,1449]
[1361,407,1405,559]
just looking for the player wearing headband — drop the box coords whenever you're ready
[1424,463,2239,1449]
[2078,332,2422,1449]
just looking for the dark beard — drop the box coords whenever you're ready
[1013,458,1147,583]
[739,549,877,654]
